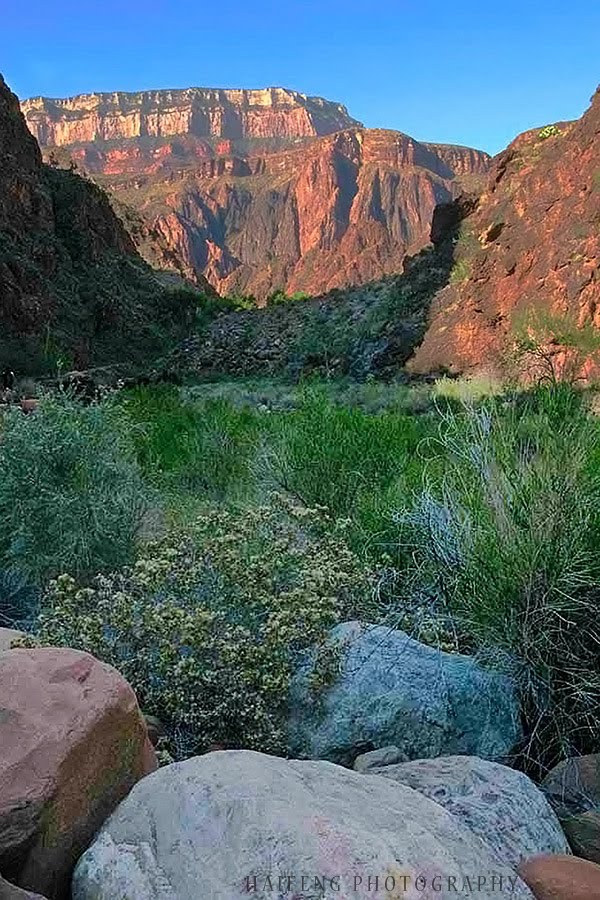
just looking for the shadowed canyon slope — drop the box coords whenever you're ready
[0,75,207,372]
[22,88,490,299]
[408,88,600,374]
[161,86,600,381]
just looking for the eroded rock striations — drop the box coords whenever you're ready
[23,88,361,144]
[22,87,490,300]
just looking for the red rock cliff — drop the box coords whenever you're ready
[22,87,361,144]
[22,87,490,300]
[409,88,600,375]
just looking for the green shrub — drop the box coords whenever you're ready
[538,124,563,141]
[117,386,259,499]
[34,496,374,757]
[395,386,600,774]
[268,389,428,518]
[0,397,147,582]
[449,258,471,284]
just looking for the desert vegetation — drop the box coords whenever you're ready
[1,371,600,777]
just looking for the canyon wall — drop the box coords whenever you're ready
[0,75,208,372]
[22,88,490,299]
[408,90,600,375]
[22,88,361,144]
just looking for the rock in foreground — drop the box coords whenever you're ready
[72,750,534,899]
[541,754,600,864]
[288,621,523,765]
[518,854,600,900]
[0,648,156,899]
[372,755,569,869]
[542,754,600,818]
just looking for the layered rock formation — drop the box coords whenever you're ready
[22,88,490,299]
[172,85,600,380]
[23,87,361,144]
[408,88,600,374]
[0,74,211,373]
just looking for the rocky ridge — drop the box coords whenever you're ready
[22,87,361,144]
[409,88,600,375]
[168,84,600,380]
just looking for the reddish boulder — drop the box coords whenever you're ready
[518,853,600,899]
[0,648,156,899]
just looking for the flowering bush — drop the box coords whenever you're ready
[35,495,373,757]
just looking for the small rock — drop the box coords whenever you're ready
[19,398,38,415]
[518,853,600,900]
[143,714,165,748]
[353,745,408,772]
[561,810,600,865]
[0,628,26,653]
[542,755,600,818]
[0,876,48,899]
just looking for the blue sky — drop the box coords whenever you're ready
[1,0,597,154]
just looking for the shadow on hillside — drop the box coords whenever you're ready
[169,196,474,382]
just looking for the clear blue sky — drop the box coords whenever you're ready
[1,0,597,155]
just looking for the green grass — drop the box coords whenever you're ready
[116,384,260,501]
[7,375,600,774]
[0,395,147,585]
[394,383,600,774]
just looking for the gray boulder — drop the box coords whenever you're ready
[372,755,569,869]
[541,754,600,818]
[72,750,534,899]
[288,621,523,765]
[541,755,600,864]
[0,876,48,899]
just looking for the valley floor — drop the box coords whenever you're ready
[2,373,600,779]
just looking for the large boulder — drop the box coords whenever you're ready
[288,621,523,765]
[518,854,600,900]
[0,648,156,899]
[371,756,569,869]
[72,750,534,899]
